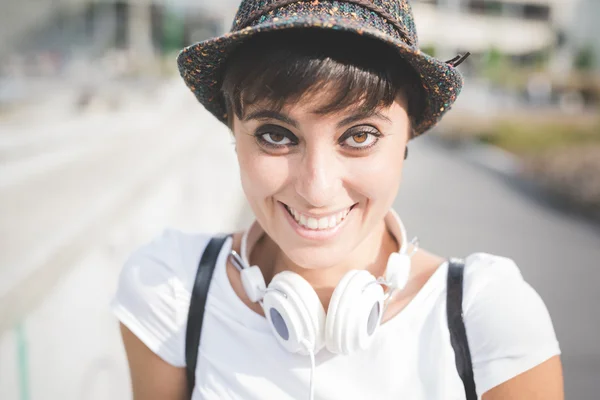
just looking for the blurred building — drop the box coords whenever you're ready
[0,0,228,66]
[411,0,598,72]
[3,1,597,68]
[0,0,233,109]
[413,0,556,58]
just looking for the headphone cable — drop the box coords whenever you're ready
[300,339,316,400]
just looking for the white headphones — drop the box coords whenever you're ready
[229,210,417,357]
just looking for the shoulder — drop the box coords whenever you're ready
[459,252,556,339]
[460,252,552,324]
[461,252,524,299]
[120,229,215,289]
[458,253,561,396]
[111,229,218,367]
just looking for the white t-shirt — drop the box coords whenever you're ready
[111,229,560,400]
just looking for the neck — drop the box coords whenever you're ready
[253,219,398,309]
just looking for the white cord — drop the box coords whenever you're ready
[229,250,246,271]
[300,339,316,400]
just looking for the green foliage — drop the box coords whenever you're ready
[478,121,600,155]
[421,45,436,57]
[483,47,506,69]
[480,47,511,84]
[162,11,185,53]
[574,45,596,72]
[479,46,553,89]
[532,49,551,70]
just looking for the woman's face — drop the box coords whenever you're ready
[233,93,410,269]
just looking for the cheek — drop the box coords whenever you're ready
[346,144,404,202]
[236,140,290,203]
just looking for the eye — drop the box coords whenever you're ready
[260,132,292,145]
[341,128,381,149]
[253,124,297,150]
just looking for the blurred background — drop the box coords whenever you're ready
[0,0,598,399]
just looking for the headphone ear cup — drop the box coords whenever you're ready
[325,270,384,355]
[263,271,326,355]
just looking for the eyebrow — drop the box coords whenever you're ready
[336,111,392,128]
[243,110,299,128]
[242,109,391,128]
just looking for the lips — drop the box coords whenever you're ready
[283,203,354,230]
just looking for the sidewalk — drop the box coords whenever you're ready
[0,80,251,400]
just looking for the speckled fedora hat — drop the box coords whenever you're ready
[177,0,470,136]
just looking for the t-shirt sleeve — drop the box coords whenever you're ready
[111,229,209,367]
[461,253,561,397]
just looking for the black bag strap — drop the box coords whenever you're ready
[185,236,229,398]
[447,258,478,400]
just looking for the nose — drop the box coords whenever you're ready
[294,146,342,208]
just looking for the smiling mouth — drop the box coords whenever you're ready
[282,203,357,231]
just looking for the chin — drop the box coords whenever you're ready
[278,242,350,270]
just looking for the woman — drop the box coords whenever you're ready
[112,0,563,399]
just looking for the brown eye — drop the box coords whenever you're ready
[261,132,291,145]
[353,133,368,143]
[343,130,379,149]
[268,133,285,142]
[254,125,296,148]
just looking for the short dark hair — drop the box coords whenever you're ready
[221,29,425,135]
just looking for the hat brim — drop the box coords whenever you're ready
[177,14,463,136]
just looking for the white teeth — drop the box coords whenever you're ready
[328,215,337,228]
[318,217,329,229]
[300,214,307,226]
[286,205,352,231]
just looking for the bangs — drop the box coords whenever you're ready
[221,29,425,130]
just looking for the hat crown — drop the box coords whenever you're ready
[232,0,419,47]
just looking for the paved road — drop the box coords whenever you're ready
[394,135,600,399]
